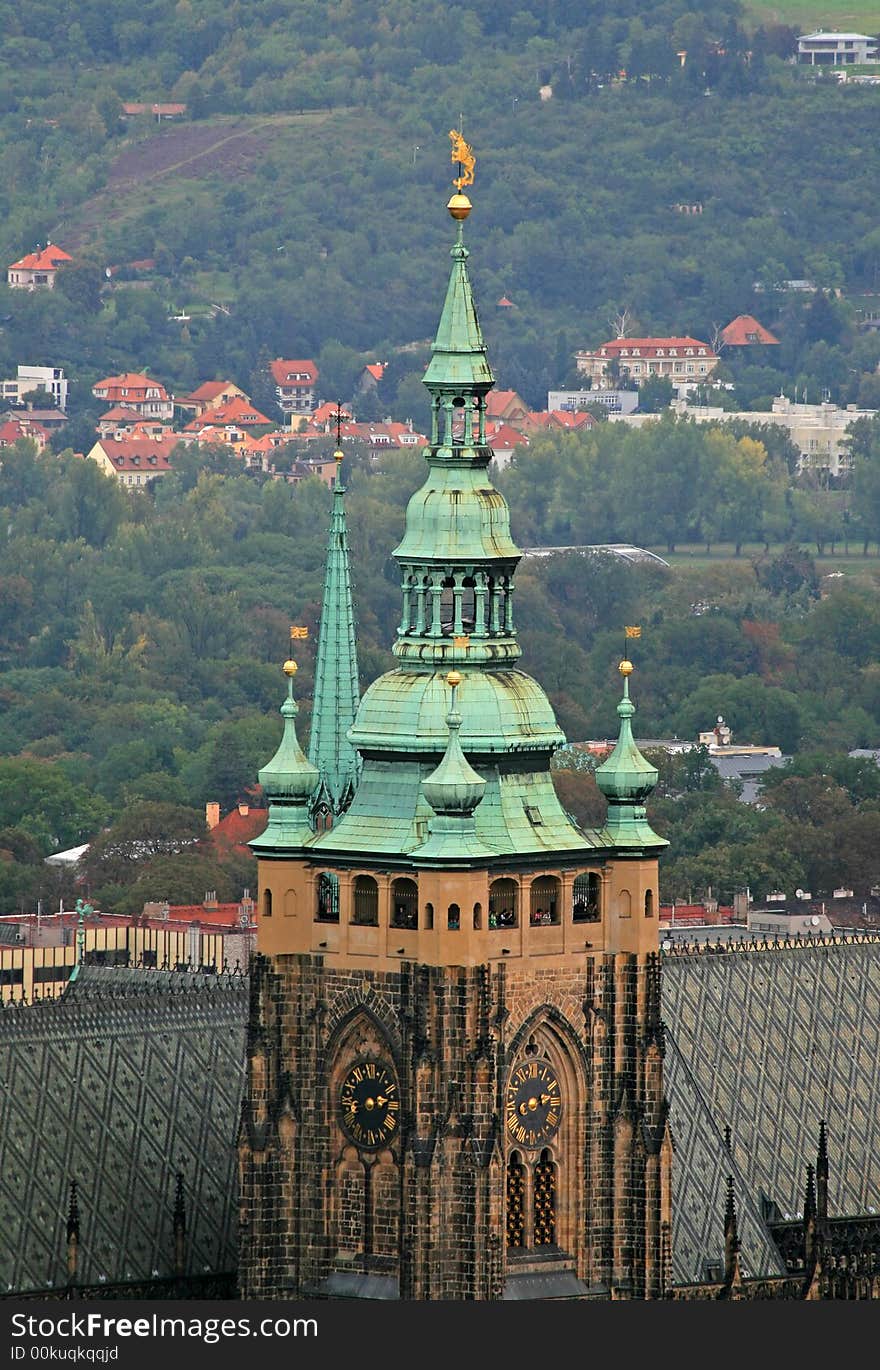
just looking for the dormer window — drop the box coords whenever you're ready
[655,348,664,356]
[669,348,678,357]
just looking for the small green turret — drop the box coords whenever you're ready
[252,661,319,851]
[413,670,494,861]
[595,660,667,853]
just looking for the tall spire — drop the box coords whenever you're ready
[308,434,361,822]
[595,658,666,853]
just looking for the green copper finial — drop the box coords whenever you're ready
[414,671,494,861]
[421,671,486,815]
[252,662,319,851]
[308,464,361,822]
[594,660,666,852]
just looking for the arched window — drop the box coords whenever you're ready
[447,903,460,931]
[618,889,632,918]
[533,1150,557,1246]
[425,902,434,930]
[353,875,379,925]
[391,878,418,929]
[262,888,272,918]
[645,889,654,918]
[451,396,466,444]
[573,872,601,923]
[316,872,339,922]
[284,888,297,918]
[530,876,560,925]
[473,901,482,930]
[489,878,518,929]
[506,1152,526,1249]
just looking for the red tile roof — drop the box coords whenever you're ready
[8,244,72,272]
[269,358,318,386]
[198,397,272,426]
[93,373,171,401]
[486,421,528,448]
[486,389,529,418]
[93,435,179,472]
[595,337,716,359]
[99,406,147,423]
[497,296,515,307]
[363,362,385,381]
[310,402,352,425]
[209,805,268,853]
[720,314,780,346]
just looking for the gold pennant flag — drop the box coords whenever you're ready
[624,625,642,639]
[290,625,309,640]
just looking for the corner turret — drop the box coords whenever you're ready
[251,661,319,851]
[595,659,667,853]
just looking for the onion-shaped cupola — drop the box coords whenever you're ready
[251,660,319,851]
[595,660,667,853]
[413,671,494,861]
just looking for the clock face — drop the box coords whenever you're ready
[505,1058,562,1149]
[339,1058,400,1149]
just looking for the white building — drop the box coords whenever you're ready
[608,395,876,480]
[0,365,69,411]
[547,389,639,415]
[797,31,878,65]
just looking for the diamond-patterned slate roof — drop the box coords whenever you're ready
[663,939,880,1284]
[0,968,247,1294]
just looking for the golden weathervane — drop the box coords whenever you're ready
[449,129,475,190]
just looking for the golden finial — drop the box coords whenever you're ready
[283,659,298,677]
[618,659,634,677]
[334,449,344,463]
[447,129,474,220]
[446,669,462,687]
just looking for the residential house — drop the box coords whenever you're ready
[485,420,528,470]
[719,314,780,348]
[485,389,530,424]
[0,365,69,410]
[91,373,175,422]
[356,363,385,392]
[7,244,72,290]
[183,396,272,433]
[0,416,50,451]
[87,435,179,487]
[177,380,251,419]
[520,409,598,435]
[797,31,878,64]
[96,406,153,438]
[5,409,66,434]
[269,358,318,416]
[575,337,719,392]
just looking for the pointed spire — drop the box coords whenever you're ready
[804,1162,817,1223]
[251,662,319,851]
[173,1171,186,1277]
[66,1179,79,1284]
[308,441,361,823]
[422,221,494,395]
[723,1176,741,1288]
[816,1119,829,1221]
[595,658,666,852]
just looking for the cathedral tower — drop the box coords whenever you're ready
[239,147,671,1300]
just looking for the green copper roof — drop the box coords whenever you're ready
[251,671,318,851]
[422,228,495,394]
[308,467,361,817]
[594,670,667,852]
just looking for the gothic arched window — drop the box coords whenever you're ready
[353,875,379,925]
[391,878,418,929]
[573,872,600,922]
[316,872,339,922]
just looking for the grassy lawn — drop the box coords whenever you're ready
[648,542,880,572]
[745,0,880,31]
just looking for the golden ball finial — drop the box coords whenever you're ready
[618,659,634,677]
[446,669,462,687]
[447,192,472,221]
[283,659,298,677]
[333,448,344,463]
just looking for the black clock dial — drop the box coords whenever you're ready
[339,1058,400,1149]
[505,1058,562,1149]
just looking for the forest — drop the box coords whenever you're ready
[3,427,880,913]
[1,0,880,419]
